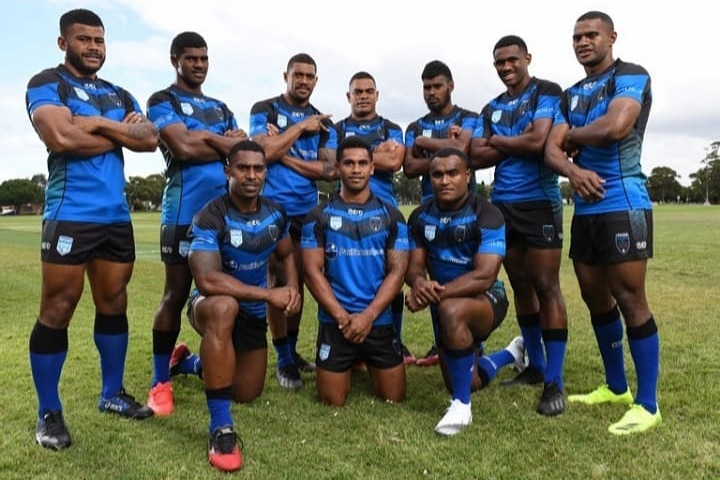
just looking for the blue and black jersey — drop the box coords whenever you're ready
[147,85,237,226]
[189,194,289,318]
[408,193,505,287]
[300,194,409,326]
[26,64,140,223]
[474,78,562,204]
[404,106,479,201]
[335,116,404,206]
[553,59,653,215]
[249,95,338,217]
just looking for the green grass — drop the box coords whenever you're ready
[0,205,719,479]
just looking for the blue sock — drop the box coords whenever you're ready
[152,329,179,385]
[591,306,628,394]
[478,349,515,384]
[627,317,660,414]
[519,314,546,373]
[153,353,171,385]
[29,320,67,416]
[288,329,299,356]
[392,292,404,343]
[94,313,129,399]
[444,346,476,404]
[273,337,293,369]
[542,329,568,390]
[179,353,202,376]
[206,387,233,434]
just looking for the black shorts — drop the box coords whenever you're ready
[569,210,653,264]
[41,220,135,264]
[160,224,191,264]
[316,323,403,373]
[430,282,509,346]
[187,290,268,352]
[288,215,305,242]
[496,201,563,249]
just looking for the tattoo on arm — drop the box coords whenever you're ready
[128,122,157,139]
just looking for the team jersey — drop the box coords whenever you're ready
[474,77,562,204]
[408,193,505,287]
[249,95,338,217]
[25,64,140,223]
[335,115,404,206]
[189,194,289,318]
[147,85,237,225]
[300,193,409,327]
[404,106,479,201]
[553,59,653,215]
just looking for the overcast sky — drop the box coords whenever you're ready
[4,0,718,186]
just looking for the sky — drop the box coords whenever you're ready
[3,0,718,187]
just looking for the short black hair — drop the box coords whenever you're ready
[287,53,317,72]
[59,9,103,36]
[349,71,375,86]
[493,35,528,54]
[227,140,266,163]
[422,60,452,81]
[431,147,470,169]
[577,11,615,30]
[337,136,372,162]
[170,31,207,57]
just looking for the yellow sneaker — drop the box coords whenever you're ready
[608,404,662,435]
[568,384,633,405]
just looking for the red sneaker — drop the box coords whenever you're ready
[169,343,190,376]
[415,345,439,367]
[147,381,174,416]
[208,427,243,472]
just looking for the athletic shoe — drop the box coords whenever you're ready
[608,404,662,435]
[276,364,303,390]
[169,342,191,377]
[147,381,174,416]
[506,336,526,371]
[434,399,473,436]
[415,345,439,367]
[401,344,416,365]
[208,426,244,472]
[35,410,72,450]
[536,382,566,416]
[98,389,154,419]
[567,384,633,405]
[501,367,544,386]
[292,352,316,373]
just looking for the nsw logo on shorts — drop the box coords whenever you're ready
[56,235,74,256]
[615,232,630,255]
[319,343,331,361]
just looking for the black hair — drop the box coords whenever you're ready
[59,9,103,35]
[287,53,317,72]
[431,147,470,169]
[421,60,453,81]
[170,31,207,57]
[349,71,375,86]
[227,140,266,163]
[337,136,372,162]
[576,11,615,30]
[493,35,528,54]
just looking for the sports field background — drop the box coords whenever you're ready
[0,205,718,479]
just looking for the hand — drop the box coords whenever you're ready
[266,123,280,136]
[374,140,399,153]
[568,164,605,202]
[300,114,332,133]
[225,128,248,139]
[447,124,462,139]
[267,286,301,316]
[122,111,147,124]
[342,312,373,344]
[411,277,444,306]
[404,289,426,313]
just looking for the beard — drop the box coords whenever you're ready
[66,48,105,77]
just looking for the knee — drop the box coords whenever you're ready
[232,388,262,404]
[203,296,238,332]
[319,391,347,407]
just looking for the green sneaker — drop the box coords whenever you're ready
[567,384,633,405]
[608,404,662,435]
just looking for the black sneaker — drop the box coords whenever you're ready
[501,366,544,386]
[537,382,566,416]
[276,364,303,390]
[98,389,154,419]
[292,352,316,373]
[35,410,72,450]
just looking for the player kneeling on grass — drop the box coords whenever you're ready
[301,136,409,406]
[186,140,301,472]
[405,148,525,436]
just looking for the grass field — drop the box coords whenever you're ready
[0,205,719,479]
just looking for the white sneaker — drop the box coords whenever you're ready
[506,336,527,372]
[434,399,472,436]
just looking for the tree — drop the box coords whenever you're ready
[31,173,47,190]
[647,166,682,203]
[0,178,44,209]
[125,174,165,211]
[559,181,574,204]
[688,141,720,204]
[394,172,421,205]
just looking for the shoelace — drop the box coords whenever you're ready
[214,429,244,454]
[115,389,142,408]
[44,412,66,435]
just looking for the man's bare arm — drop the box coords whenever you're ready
[31,104,115,156]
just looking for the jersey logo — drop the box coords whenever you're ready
[330,216,342,231]
[178,240,190,257]
[213,105,226,121]
[615,232,630,255]
[369,217,382,232]
[422,129,432,137]
[268,224,279,242]
[491,110,502,123]
[56,235,73,256]
[277,114,287,128]
[542,225,555,242]
[230,229,243,247]
[454,225,467,242]
[73,87,89,101]
[570,95,579,111]
[319,343,331,361]
[325,243,338,260]
[424,225,436,241]
[181,102,194,116]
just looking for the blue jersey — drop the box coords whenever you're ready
[147,86,237,225]
[474,78,562,204]
[335,116,404,206]
[249,95,338,217]
[300,194,409,326]
[26,64,140,223]
[408,194,505,287]
[553,59,653,215]
[404,106,479,201]
[189,194,289,318]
